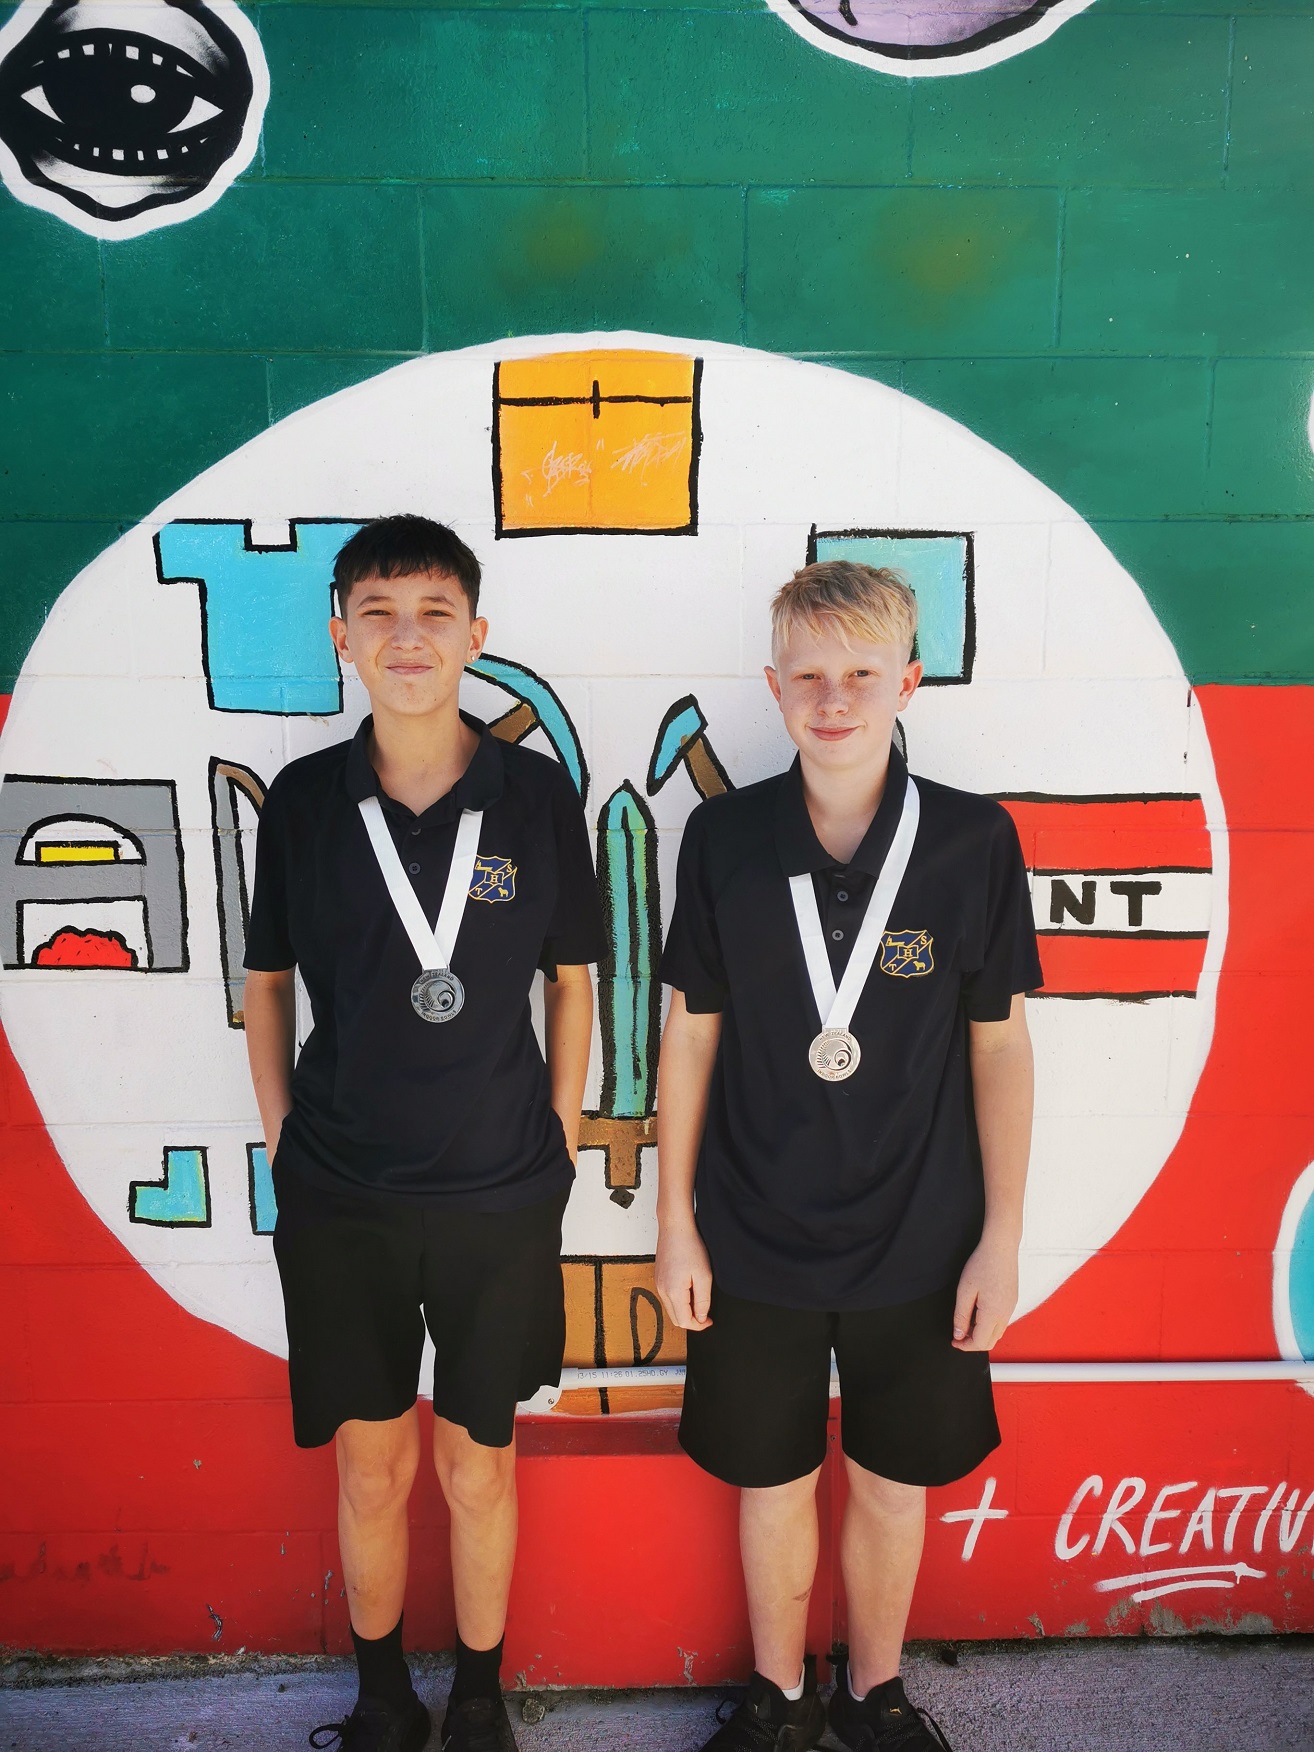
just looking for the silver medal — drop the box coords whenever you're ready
[808,1026,861,1082]
[411,966,464,1024]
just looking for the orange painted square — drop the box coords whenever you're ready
[495,350,699,534]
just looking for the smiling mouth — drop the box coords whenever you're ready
[810,725,858,739]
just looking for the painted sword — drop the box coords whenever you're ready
[578,782,661,1205]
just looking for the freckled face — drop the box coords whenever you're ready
[766,620,921,774]
[330,570,487,717]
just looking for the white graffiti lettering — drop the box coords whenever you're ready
[939,1475,1008,1561]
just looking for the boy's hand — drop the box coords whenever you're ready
[656,1224,714,1332]
[951,1229,1020,1352]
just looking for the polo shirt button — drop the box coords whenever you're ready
[408,862,421,875]
[410,826,421,837]
[831,929,845,942]
[836,889,849,902]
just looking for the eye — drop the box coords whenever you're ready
[0,0,259,229]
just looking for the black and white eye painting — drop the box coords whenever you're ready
[0,0,268,237]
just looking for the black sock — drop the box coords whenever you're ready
[447,1632,504,1710]
[351,1615,415,1711]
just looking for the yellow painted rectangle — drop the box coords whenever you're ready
[37,843,119,863]
[496,349,699,534]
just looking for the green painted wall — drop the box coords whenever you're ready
[3,0,1313,689]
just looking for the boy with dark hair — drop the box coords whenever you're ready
[244,515,604,1752]
[657,561,1042,1752]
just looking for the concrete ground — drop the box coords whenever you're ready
[1,1640,1312,1751]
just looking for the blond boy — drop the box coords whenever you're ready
[657,562,1040,1752]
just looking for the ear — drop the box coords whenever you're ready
[329,616,353,666]
[764,664,782,706]
[468,615,489,663]
[897,660,923,711]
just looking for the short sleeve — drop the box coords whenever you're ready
[961,807,1044,1022]
[243,774,296,972]
[539,773,607,977]
[659,803,729,1014]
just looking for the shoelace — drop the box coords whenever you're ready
[442,1696,507,1752]
[708,1692,785,1749]
[851,1702,956,1752]
[309,1723,350,1750]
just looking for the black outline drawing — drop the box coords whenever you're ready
[0,775,188,972]
[209,758,266,1029]
[155,518,360,717]
[561,1253,683,1410]
[16,812,147,864]
[784,0,1064,62]
[247,1140,276,1235]
[492,356,703,539]
[807,525,976,686]
[129,1144,212,1228]
[646,695,732,800]
[579,784,662,1205]
[0,0,260,231]
[993,791,1213,1003]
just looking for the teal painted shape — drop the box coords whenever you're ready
[468,654,587,800]
[596,784,660,1120]
[248,1145,277,1237]
[130,1148,210,1227]
[1291,1185,1314,1361]
[156,521,357,715]
[812,532,970,681]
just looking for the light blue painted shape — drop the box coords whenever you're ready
[468,653,587,799]
[157,520,357,715]
[597,783,658,1119]
[249,1144,277,1236]
[130,1147,210,1226]
[812,532,970,680]
[1291,1187,1314,1360]
[651,698,706,788]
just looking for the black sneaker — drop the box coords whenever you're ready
[309,1692,432,1751]
[698,1657,827,1751]
[440,1693,518,1752]
[826,1657,954,1751]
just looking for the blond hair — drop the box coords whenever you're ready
[770,560,918,661]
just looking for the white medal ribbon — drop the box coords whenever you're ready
[358,795,483,975]
[788,777,920,1078]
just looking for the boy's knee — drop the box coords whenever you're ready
[338,1446,419,1519]
[845,1464,926,1520]
[436,1434,516,1517]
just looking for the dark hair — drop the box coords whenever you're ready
[332,515,481,614]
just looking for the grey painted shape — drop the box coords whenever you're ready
[0,777,187,970]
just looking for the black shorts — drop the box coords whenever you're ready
[679,1282,1000,1489]
[271,1162,568,1450]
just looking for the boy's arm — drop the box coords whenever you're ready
[655,990,722,1332]
[542,963,594,1163]
[243,967,297,1163]
[954,991,1034,1352]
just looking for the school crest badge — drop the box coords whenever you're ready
[469,855,517,903]
[880,929,934,978]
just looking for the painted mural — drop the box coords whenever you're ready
[0,0,268,238]
[0,332,1228,1383]
[2,0,1312,1679]
[764,0,1097,74]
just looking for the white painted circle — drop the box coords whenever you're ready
[0,332,1226,1360]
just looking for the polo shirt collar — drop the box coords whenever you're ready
[773,741,910,877]
[345,711,505,818]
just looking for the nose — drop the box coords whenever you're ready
[816,680,849,717]
[390,614,424,648]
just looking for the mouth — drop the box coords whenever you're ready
[809,725,859,742]
[386,663,433,677]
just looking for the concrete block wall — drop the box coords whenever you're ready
[1,0,1312,1665]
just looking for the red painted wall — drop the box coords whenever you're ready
[2,683,1311,1673]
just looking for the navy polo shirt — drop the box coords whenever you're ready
[660,745,1043,1311]
[244,713,606,1207]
